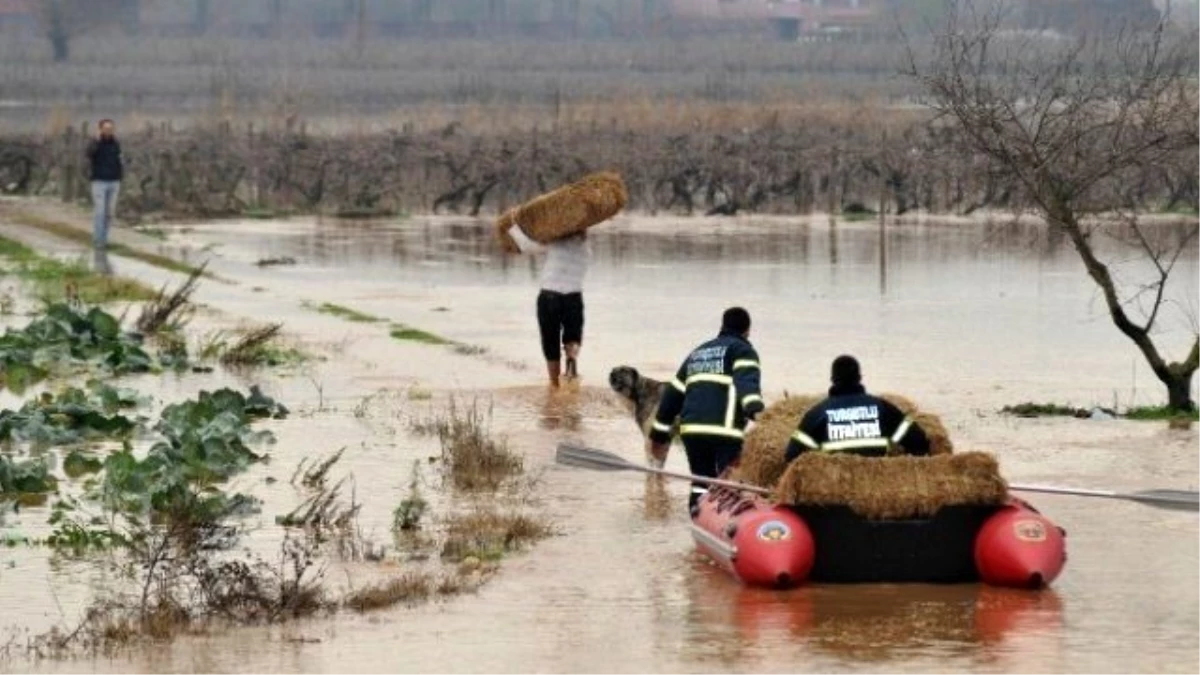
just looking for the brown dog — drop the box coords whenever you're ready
[608,365,674,441]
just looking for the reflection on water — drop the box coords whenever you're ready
[643,474,673,522]
[91,247,112,276]
[173,214,1199,413]
[681,572,1067,668]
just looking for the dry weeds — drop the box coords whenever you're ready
[134,263,204,335]
[413,398,524,492]
[440,509,554,563]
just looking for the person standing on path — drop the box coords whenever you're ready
[85,119,123,249]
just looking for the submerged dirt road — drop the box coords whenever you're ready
[2,203,1197,673]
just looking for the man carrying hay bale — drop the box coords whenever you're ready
[647,307,766,512]
[494,172,625,388]
[785,355,930,461]
[533,232,590,388]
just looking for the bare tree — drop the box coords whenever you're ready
[908,1,1200,410]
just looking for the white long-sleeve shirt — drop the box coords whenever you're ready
[538,235,590,294]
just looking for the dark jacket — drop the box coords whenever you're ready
[86,137,123,182]
[785,383,930,461]
[648,332,764,445]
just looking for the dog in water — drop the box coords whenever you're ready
[608,365,675,442]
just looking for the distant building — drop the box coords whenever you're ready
[1016,0,1160,31]
[663,0,877,39]
[0,0,36,30]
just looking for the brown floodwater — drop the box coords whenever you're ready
[2,213,1197,673]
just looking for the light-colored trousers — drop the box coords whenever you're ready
[91,180,120,248]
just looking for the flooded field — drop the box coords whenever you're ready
[2,212,1198,673]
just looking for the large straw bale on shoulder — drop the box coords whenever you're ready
[776,451,1008,520]
[496,171,627,253]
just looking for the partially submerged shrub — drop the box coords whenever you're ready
[135,264,204,335]
[220,323,283,366]
[429,398,523,492]
[393,460,428,531]
[279,448,367,561]
[342,573,432,613]
[440,509,553,563]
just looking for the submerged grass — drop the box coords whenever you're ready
[313,302,383,324]
[390,324,452,345]
[1001,401,1195,422]
[0,235,155,304]
[1000,402,1089,418]
[4,210,223,282]
[1125,405,1199,422]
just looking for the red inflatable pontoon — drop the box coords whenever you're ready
[690,487,815,588]
[691,486,1066,589]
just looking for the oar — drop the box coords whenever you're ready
[1007,484,1198,512]
[556,443,1199,512]
[555,443,769,495]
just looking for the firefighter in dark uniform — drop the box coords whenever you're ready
[785,354,930,461]
[647,307,765,513]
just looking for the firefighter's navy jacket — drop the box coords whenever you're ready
[785,384,930,461]
[648,332,764,445]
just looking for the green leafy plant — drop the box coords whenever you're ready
[0,303,154,393]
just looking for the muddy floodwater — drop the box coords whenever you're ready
[4,214,1198,673]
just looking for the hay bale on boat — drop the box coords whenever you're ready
[735,394,819,489]
[776,451,1008,520]
[879,392,954,458]
[495,171,627,253]
[734,392,954,489]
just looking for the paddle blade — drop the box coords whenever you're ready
[1130,489,1199,512]
[555,443,636,472]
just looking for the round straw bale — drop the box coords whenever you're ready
[495,213,520,254]
[735,394,820,488]
[881,392,953,456]
[775,451,1008,520]
[879,392,917,414]
[913,411,953,456]
[494,171,627,252]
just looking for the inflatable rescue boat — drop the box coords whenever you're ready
[691,485,1067,589]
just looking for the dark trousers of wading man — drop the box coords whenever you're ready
[683,436,742,514]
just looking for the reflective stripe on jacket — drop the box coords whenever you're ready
[784,385,930,461]
[649,332,764,444]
